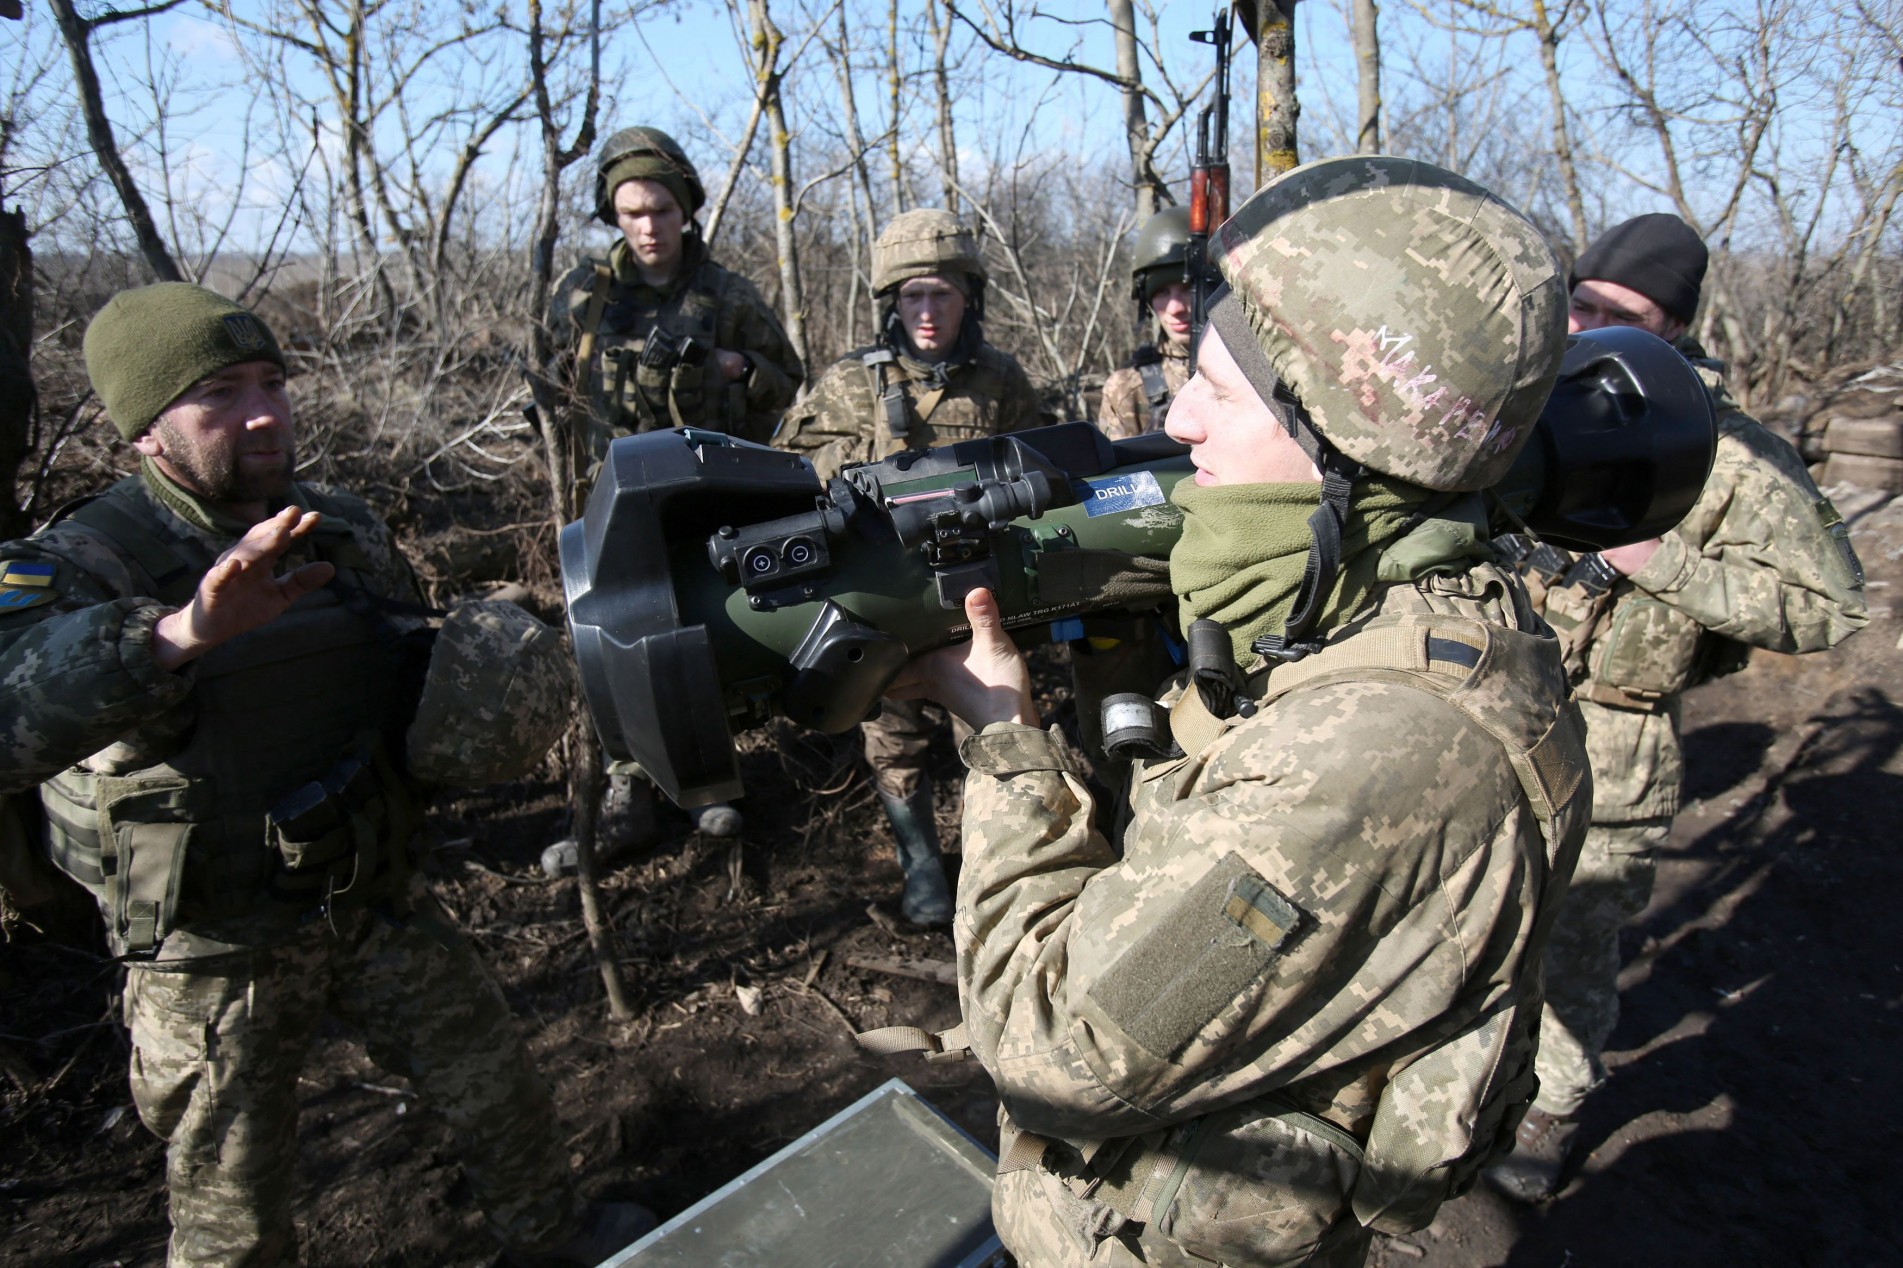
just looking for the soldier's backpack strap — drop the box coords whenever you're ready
[1243,613,1587,832]
[861,348,910,441]
[61,487,202,607]
[573,262,613,404]
[1132,344,1171,431]
[855,1019,970,1064]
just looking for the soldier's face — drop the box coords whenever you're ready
[1166,324,1317,488]
[896,277,966,359]
[133,360,296,512]
[1150,281,1194,347]
[1568,279,1685,340]
[614,180,686,274]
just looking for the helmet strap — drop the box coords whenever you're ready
[1204,286,1365,663]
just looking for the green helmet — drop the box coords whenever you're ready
[594,126,706,224]
[1131,206,1194,302]
[1214,155,1567,492]
[406,601,574,787]
[871,209,986,295]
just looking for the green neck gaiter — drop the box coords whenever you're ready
[140,457,298,540]
[1170,476,1435,665]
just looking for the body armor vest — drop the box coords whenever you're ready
[855,348,1018,461]
[37,481,419,954]
[580,255,743,436]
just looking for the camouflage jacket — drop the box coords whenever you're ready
[0,475,426,949]
[1539,362,1866,821]
[552,236,803,449]
[774,341,1041,482]
[1098,340,1189,441]
[956,544,1588,1264]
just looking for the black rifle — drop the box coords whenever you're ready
[1186,5,1234,370]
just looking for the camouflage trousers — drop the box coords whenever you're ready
[993,1165,1373,1268]
[1532,818,1670,1118]
[124,889,579,1267]
[862,698,971,801]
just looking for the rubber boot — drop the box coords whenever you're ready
[1483,1105,1579,1202]
[878,784,952,927]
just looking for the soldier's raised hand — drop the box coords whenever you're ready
[152,507,335,670]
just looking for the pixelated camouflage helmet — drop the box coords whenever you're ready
[1131,206,1193,302]
[406,601,574,787]
[871,209,986,295]
[594,126,706,224]
[1213,155,1568,492]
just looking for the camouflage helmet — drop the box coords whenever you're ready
[1131,206,1193,302]
[594,126,706,224]
[1213,155,1568,492]
[406,601,574,787]
[871,209,986,295]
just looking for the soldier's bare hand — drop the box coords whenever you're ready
[712,349,749,382]
[152,508,335,670]
[887,587,1038,729]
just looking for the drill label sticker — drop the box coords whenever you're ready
[1079,470,1165,517]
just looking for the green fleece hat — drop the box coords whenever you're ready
[83,283,286,440]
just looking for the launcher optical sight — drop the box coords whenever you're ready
[562,326,1716,808]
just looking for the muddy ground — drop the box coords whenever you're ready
[4,486,1900,1268]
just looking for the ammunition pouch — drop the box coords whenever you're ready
[43,732,421,956]
[265,732,423,904]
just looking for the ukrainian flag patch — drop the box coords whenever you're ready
[0,559,58,610]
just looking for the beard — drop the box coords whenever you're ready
[152,419,296,507]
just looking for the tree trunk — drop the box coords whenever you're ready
[828,8,880,345]
[1529,0,1589,251]
[524,0,627,1021]
[1352,0,1382,155]
[1255,0,1300,184]
[1109,0,1161,221]
[886,0,907,212]
[47,0,183,283]
[927,0,959,214]
[755,0,808,369]
[0,205,33,541]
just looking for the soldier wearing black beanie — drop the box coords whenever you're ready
[1568,213,1709,330]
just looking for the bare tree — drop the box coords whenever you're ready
[1109,0,1168,220]
[1426,0,1589,248]
[948,0,1211,216]
[1353,0,1383,153]
[47,0,185,282]
[1246,0,1301,181]
[521,0,631,1022]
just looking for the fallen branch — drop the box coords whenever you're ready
[846,953,957,987]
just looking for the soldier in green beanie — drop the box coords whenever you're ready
[1,283,653,1266]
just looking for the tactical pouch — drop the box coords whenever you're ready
[96,775,196,955]
[265,734,418,902]
[1592,596,1702,697]
[1148,1100,1365,1263]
